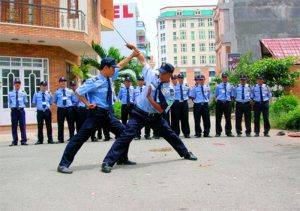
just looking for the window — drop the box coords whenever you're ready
[173,32,177,41]
[180,19,186,28]
[161,45,166,54]
[173,44,177,53]
[180,69,187,77]
[209,43,215,51]
[192,56,196,65]
[181,43,187,52]
[160,33,165,42]
[177,11,182,16]
[209,69,216,77]
[172,19,176,28]
[161,57,166,63]
[160,21,165,29]
[191,31,195,40]
[208,18,213,27]
[198,18,205,27]
[200,55,206,64]
[174,56,178,66]
[199,43,206,52]
[180,31,186,40]
[68,0,79,18]
[190,20,195,28]
[199,30,206,39]
[194,68,201,76]
[208,30,215,39]
[191,43,195,52]
[209,55,216,64]
[181,56,188,65]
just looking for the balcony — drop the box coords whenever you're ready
[0,0,86,31]
[136,21,146,35]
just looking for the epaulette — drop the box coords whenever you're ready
[91,76,99,82]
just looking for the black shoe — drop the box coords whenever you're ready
[184,152,198,161]
[246,134,251,137]
[145,136,152,140]
[195,134,201,138]
[91,138,99,142]
[204,135,212,138]
[117,160,137,165]
[35,142,43,145]
[57,141,64,144]
[134,136,141,140]
[57,166,73,174]
[21,143,28,146]
[237,134,242,137]
[103,137,111,142]
[9,143,17,147]
[184,135,191,138]
[227,134,235,137]
[48,140,55,144]
[254,134,259,137]
[264,134,270,137]
[101,163,112,173]
[215,134,221,137]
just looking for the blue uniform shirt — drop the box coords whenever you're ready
[174,83,190,101]
[252,84,271,102]
[76,68,119,110]
[190,85,210,103]
[215,82,234,101]
[53,88,74,108]
[136,64,175,114]
[233,84,252,103]
[8,89,28,108]
[32,90,52,110]
[72,94,86,108]
[118,86,135,105]
[134,85,145,103]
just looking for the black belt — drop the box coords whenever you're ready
[217,100,231,103]
[254,101,269,104]
[58,107,71,109]
[134,106,161,118]
[195,102,208,106]
[95,106,110,114]
[175,100,188,103]
[11,108,24,111]
[236,101,250,104]
[37,109,50,112]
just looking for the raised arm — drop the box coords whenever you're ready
[117,45,140,69]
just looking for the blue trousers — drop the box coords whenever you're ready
[59,109,129,168]
[103,109,189,166]
[11,109,27,144]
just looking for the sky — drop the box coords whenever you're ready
[114,0,218,63]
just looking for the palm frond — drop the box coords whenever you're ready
[92,41,107,58]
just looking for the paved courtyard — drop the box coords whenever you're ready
[0,115,299,210]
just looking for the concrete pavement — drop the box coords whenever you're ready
[0,114,299,210]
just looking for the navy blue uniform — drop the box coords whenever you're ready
[102,64,192,167]
[58,68,130,168]
[118,85,135,125]
[9,88,28,145]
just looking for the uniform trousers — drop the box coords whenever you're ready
[193,103,211,136]
[171,100,190,136]
[254,101,270,135]
[235,102,251,135]
[11,108,27,144]
[215,100,232,135]
[57,107,75,142]
[37,109,53,143]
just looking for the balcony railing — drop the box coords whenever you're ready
[0,0,86,31]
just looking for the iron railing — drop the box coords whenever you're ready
[0,0,86,31]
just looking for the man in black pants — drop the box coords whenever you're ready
[118,77,134,125]
[214,73,234,137]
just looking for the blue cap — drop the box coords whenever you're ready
[177,73,184,79]
[195,75,205,80]
[124,77,131,82]
[222,73,229,78]
[14,78,21,84]
[59,77,67,82]
[40,81,48,86]
[100,57,119,69]
[158,63,175,74]
[256,75,264,79]
[70,81,77,86]
[171,74,177,79]
[240,75,247,80]
[137,76,144,81]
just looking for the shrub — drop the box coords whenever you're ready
[270,95,300,116]
[277,105,300,130]
[113,100,121,119]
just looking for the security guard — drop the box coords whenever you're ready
[8,78,28,146]
[172,73,191,138]
[190,75,211,138]
[134,76,151,140]
[170,74,178,135]
[118,77,135,125]
[101,44,197,174]
[57,54,138,174]
[233,75,252,137]
[215,73,234,137]
[53,77,75,143]
[32,81,54,144]
[252,75,271,137]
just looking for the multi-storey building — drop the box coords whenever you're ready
[157,5,216,86]
[0,0,114,126]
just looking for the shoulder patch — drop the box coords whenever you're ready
[170,88,175,96]
[91,76,99,82]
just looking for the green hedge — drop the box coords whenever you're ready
[270,95,300,130]
[113,100,121,119]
